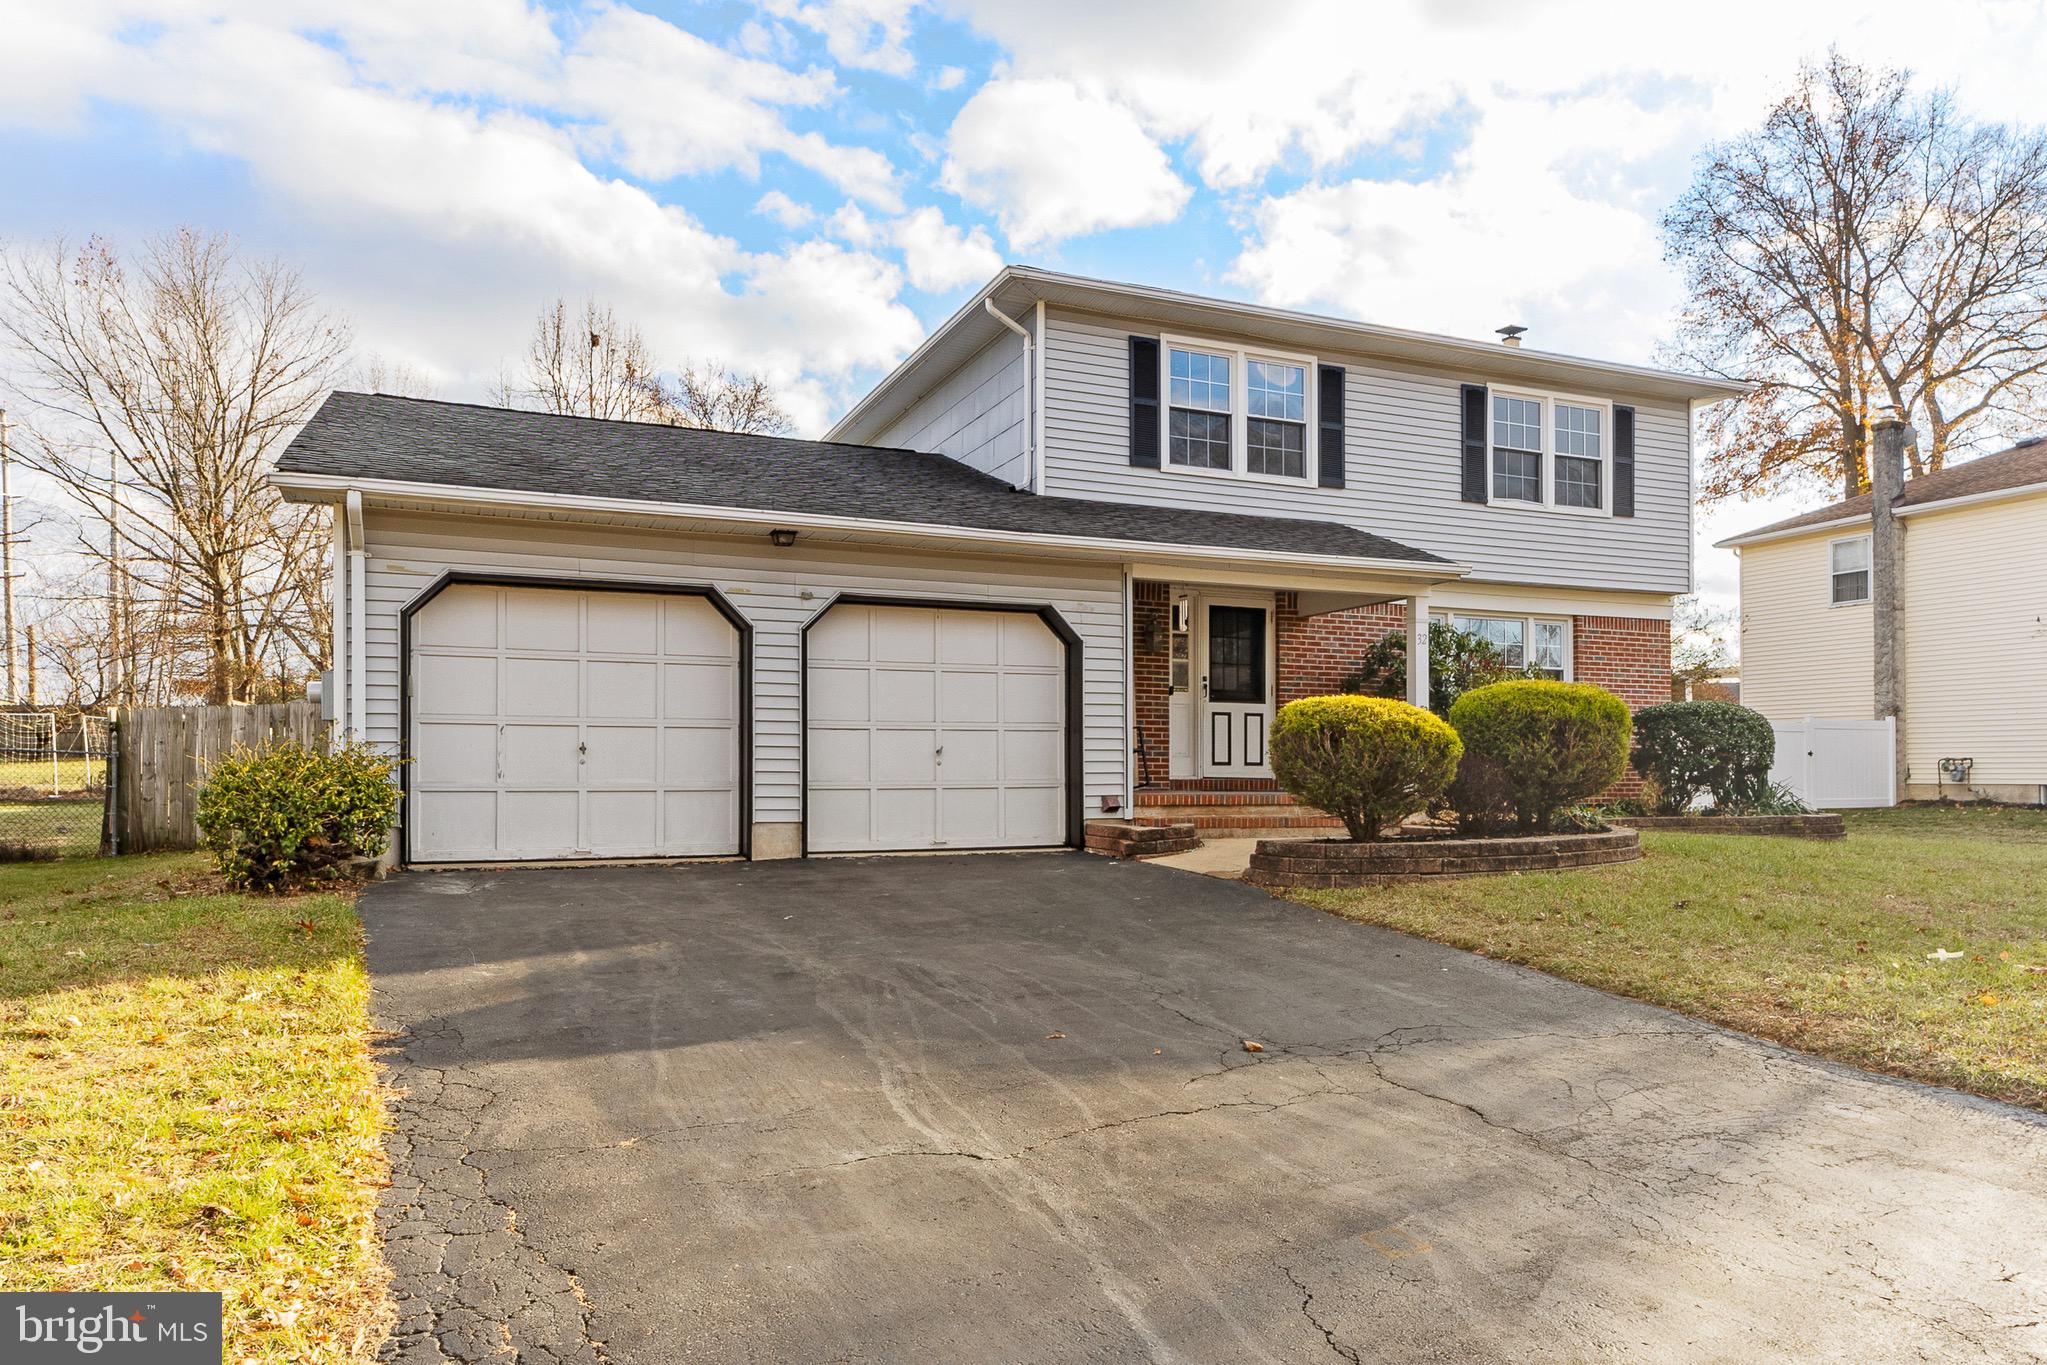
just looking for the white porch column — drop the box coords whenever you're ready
[1405,594,1430,709]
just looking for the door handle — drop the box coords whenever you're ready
[1201,675,1209,700]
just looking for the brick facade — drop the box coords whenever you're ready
[1569,614,1671,712]
[1274,594,1405,704]
[1131,581,1172,784]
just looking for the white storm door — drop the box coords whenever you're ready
[409,584,740,861]
[807,604,1065,853]
[1198,597,1274,779]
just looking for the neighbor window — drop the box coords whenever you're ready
[1492,395,1543,502]
[1245,359,1308,478]
[1161,338,1317,481]
[1451,613,1572,680]
[1167,346,1233,470]
[1553,403,1603,509]
[1830,536,1871,605]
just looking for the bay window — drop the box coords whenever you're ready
[1161,337,1316,481]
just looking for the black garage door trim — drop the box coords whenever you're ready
[397,571,753,865]
[799,593,1085,857]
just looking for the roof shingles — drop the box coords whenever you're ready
[1728,437,2047,541]
[276,392,1448,565]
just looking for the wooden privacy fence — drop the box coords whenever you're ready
[112,702,327,853]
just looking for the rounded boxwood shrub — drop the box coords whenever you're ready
[1631,701,1776,814]
[196,741,401,892]
[1448,680,1632,832]
[1269,695,1463,841]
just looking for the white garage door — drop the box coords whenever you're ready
[409,583,741,862]
[807,604,1066,853]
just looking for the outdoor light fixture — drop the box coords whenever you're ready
[768,527,798,547]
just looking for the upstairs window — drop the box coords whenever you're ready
[1168,346,1232,470]
[1492,395,1543,502]
[1554,403,1603,508]
[1830,536,1871,604]
[1246,359,1308,478]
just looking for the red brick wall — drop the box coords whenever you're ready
[1132,581,1171,781]
[1570,615,1671,712]
[1274,593,1406,704]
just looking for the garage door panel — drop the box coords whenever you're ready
[415,588,498,648]
[806,604,1064,853]
[505,657,579,716]
[412,791,497,856]
[938,729,1000,783]
[584,726,658,783]
[587,595,659,654]
[663,663,737,720]
[663,726,740,785]
[414,722,497,785]
[500,790,578,853]
[411,584,739,862]
[502,725,580,785]
[872,669,936,724]
[416,655,497,716]
[506,591,580,650]
[939,670,999,724]
[588,660,658,718]
[873,729,938,784]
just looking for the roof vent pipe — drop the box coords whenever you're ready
[984,297,1038,492]
[1496,325,1527,348]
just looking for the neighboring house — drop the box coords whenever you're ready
[273,266,1740,864]
[1719,437,2047,804]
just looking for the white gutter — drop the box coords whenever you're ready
[269,471,1472,583]
[983,297,1038,493]
[345,489,367,741]
[1715,511,1871,550]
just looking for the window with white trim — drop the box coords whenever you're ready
[1161,337,1316,482]
[1830,535,1871,605]
[1450,613,1572,680]
[1487,388,1613,514]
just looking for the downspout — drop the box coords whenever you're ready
[346,489,367,742]
[984,298,1037,493]
[330,504,348,744]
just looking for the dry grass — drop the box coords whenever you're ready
[1290,807,2047,1110]
[0,853,391,1361]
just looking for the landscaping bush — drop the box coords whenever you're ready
[1448,680,1632,832]
[196,741,400,892]
[1631,701,1776,814]
[1343,619,1531,716]
[1445,750,1514,835]
[1269,695,1463,841]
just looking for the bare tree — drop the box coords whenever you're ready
[497,297,791,433]
[1664,53,2047,502]
[0,230,348,705]
[351,352,438,399]
[1671,595,1738,697]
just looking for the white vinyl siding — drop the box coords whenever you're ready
[873,332,1030,487]
[1737,533,1875,722]
[354,510,1126,831]
[1041,308,1694,594]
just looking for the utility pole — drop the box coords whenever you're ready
[1,407,17,705]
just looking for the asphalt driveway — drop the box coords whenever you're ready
[364,853,2047,1363]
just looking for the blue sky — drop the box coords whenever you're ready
[2,0,2040,606]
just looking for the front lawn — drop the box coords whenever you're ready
[1289,807,2047,1110]
[0,854,389,1361]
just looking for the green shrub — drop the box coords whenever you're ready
[1343,619,1533,716]
[1270,695,1463,841]
[1445,750,1514,835]
[1631,701,1777,814]
[195,741,401,892]
[1448,680,1632,832]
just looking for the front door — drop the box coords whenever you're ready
[1201,601,1272,778]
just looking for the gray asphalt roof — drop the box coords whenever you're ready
[1728,436,2047,541]
[276,392,1448,564]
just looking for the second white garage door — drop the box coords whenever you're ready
[806,604,1066,852]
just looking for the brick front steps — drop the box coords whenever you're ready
[1132,784,1347,841]
[1605,813,1847,840]
[1242,828,1642,889]
[1084,820,1201,859]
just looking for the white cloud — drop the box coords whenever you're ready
[762,0,921,77]
[941,78,1189,248]
[890,206,1002,292]
[930,65,966,92]
[754,189,817,228]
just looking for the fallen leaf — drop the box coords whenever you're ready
[1153,1048,1163,1056]
[1044,1032,1066,1040]
[1977,992,2000,1006]
[1242,1040,1264,1053]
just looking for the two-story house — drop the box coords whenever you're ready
[273,266,1740,864]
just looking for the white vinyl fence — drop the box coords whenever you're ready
[1769,716,1897,809]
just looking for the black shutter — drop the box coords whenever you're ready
[1613,404,1636,517]
[1459,383,1488,503]
[1316,364,1346,488]
[1128,336,1161,468]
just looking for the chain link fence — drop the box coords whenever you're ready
[0,711,112,858]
